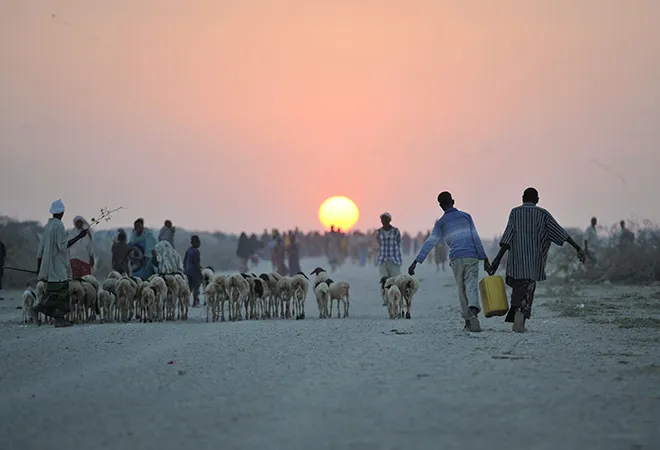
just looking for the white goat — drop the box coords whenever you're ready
[175,274,190,320]
[115,277,137,322]
[224,274,250,321]
[201,267,215,306]
[385,283,402,320]
[97,289,116,323]
[290,273,309,320]
[22,289,37,324]
[211,275,227,321]
[325,278,350,318]
[313,280,330,319]
[148,276,167,322]
[393,273,419,319]
[276,276,293,319]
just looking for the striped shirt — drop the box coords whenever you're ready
[415,208,487,264]
[376,227,403,265]
[500,203,570,281]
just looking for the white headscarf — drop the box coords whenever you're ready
[49,199,65,215]
[73,215,92,240]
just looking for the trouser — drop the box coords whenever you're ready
[378,259,401,278]
[187,276,201,305]
[34,281,70,319]
[505,277,537,322]
[0,267,3,291]
[449,257,480,319]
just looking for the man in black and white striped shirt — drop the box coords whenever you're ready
[489,188,585,332]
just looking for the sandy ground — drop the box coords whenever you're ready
[1,258,659,450]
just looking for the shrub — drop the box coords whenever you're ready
[548,219,660,284]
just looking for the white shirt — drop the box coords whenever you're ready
[37,218,70,282]
[584,225,599,250]
[68,229,94,264]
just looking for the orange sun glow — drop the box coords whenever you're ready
[318,196,360,231]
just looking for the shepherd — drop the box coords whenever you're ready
[30,199,88,327]
[69,216,94,278]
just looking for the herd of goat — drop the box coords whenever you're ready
[20,266,420,325]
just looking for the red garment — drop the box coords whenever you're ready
[70,258,92,278]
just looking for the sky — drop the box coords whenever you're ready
[1,0,659,236]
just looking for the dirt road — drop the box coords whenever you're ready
[1,259,658,450]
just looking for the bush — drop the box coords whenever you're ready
[548,219,660,285]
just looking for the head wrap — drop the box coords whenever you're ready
[49,199,65,215]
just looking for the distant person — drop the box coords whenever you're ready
[434,243,447,272]
[158,220,176,246]
[357,231,369,267]
[287,232,301,274]
[619,220,635,249]
[489,188,585,333]
[408,192,490,332]
[249,233,261,265]
[0,238,5,300]
[112,229,131,275]
[402,232,412,256]
[376,213,402,301]
[29,199,88,327]
[129,218,158,278]
[184,235,203,307]
[273,236,288,275]
[584,217,599,263]
[326,226,341,271]
[236,232,251,272]
[69,216,95,278]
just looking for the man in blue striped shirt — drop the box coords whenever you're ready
[408,192,491,332]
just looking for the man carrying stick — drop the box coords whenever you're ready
[30,199,88,327]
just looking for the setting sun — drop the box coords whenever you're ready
[318,196,360,231]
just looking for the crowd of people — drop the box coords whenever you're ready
[1,189,642,331]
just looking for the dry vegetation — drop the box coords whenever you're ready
[0,216,240,288]
[492,219,660,328]
[547,220,660,284]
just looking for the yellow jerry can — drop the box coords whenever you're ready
[479,275,509,318]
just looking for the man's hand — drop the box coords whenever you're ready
[408,261,417,276]
[577,248,586,264]
[488,257,500,276]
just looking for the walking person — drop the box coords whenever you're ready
[236,232,251,273]
[434,243,447,272]
[618,220,635,248]
[158,220,176,246]
[408,192,490,332]
[488,188,586,333]
[326,226,340,271]
[0,238,6,300]
[583,216,599,262]
[184,235,203,307]
[29,199,88,327]
[69,216,95,278]
[112,229,131,275]
[376,213,402,304]
[287,231,302,274]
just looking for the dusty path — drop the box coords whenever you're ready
[1,259,659,450]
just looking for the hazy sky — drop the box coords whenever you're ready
[2,0,659,236]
